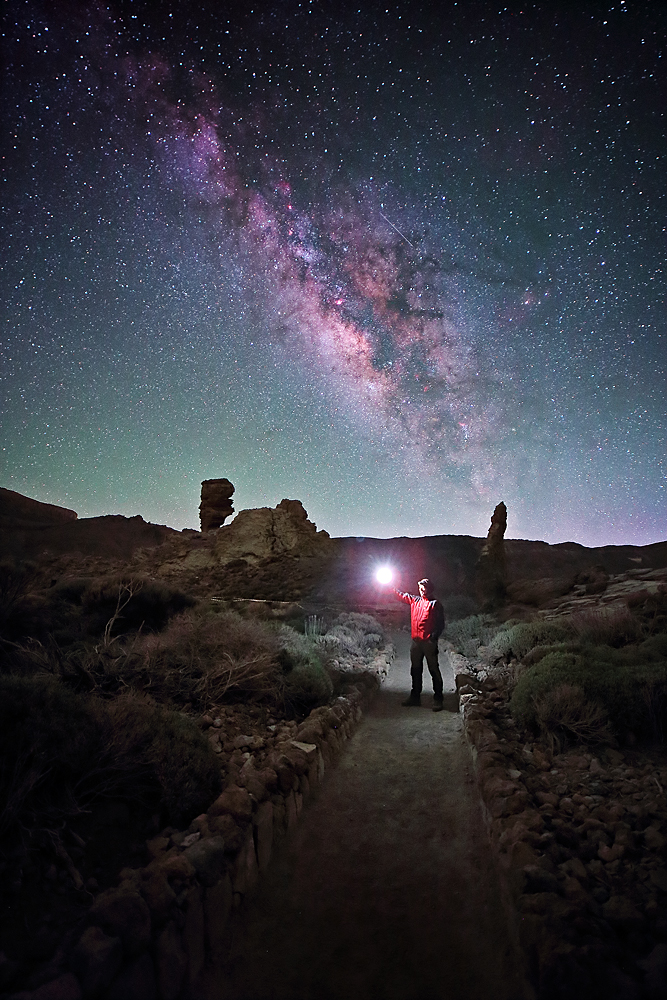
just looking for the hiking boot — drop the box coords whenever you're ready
[401,694,421,707]
[432,697,444,713]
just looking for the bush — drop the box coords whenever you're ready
[569,606,644,647]
[510,645,667,743]
[0,676,220,844]
[140,609,282,708]
[490,620,571,661]
[79,577,195,635]
[532,684,613,753]
[445,614,497,657]
[320,613,384,656]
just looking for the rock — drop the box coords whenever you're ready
[208,813,245,853]
[204,875,233,961]
[107,954,156,1000]
[521,865,560,895]
[199,478,234,532]
[644,827,666,851]
[30,974,83,1000]
[213,498,331,565]
[183,836,227,887]
[0,487,77,526]
[232,830,259,896]
[602,895,644,929]
[253,801,274,871]
[87,887,151,958]
[638,942,667,1000]
[183,886,205,987]
[69,926,123,998]
[138,869,177,925]
[208,786,253,823]
[475,501,507,606]
[154,922,187,1000]
[649,868,667,892]
[575,564,610,595]
[150,854,195,887]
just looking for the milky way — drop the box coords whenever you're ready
[2,1,665,544]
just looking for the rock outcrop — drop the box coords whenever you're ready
[214,499,332,565]
[199,479,235,532]
[476,501,508,607]
[0,487,77,527]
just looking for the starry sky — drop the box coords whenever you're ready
[2,0,665,545]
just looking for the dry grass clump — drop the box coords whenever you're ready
[140,609,282,707]
[532,683,614,754]
[569,605,644,647]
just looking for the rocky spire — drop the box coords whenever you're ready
[199,478,235,532]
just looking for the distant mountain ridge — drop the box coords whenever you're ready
[2,488,665,605]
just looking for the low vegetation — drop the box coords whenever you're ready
[446,588,667,753]
[0,563,386,864]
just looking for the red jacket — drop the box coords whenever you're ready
[393,590,445,641]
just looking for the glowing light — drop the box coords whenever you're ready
[375,566,393,586]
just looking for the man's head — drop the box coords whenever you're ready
[418,578,434,598]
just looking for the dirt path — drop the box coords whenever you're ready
[204,634,531,1000]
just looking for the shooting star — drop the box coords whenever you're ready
[380,212,414,248]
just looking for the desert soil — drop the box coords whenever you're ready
[202,632,531,1000]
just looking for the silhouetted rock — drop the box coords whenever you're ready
[476,502,508,607]
[199,478,235,532]
[213,499,332,565]
[0,487,77,527]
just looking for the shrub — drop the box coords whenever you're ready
[320,613,384,656]
[490,620,571,661]
[510,645,667,743]
[532,684,613,753]
[79,577,195,636]
[140,609,282,708]
[569,606,644,647]
[0,676,220,844]
[445,614,497,657]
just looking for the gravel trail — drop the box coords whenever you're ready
[205,633,531,1000]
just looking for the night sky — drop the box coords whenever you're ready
[2,1,665,545]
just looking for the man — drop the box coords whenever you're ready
[392,578,446,711]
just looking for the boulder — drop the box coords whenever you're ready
[213,499,331,565]
[199,478,235,532]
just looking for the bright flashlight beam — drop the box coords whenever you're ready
[376,566,393,586]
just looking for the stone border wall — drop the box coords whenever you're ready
[9,677,383,1000]
[456,653,667,1000]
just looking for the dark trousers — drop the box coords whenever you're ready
[409,638,443,698]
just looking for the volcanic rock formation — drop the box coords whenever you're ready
[476,501,508,607]
[200,478,235,532]
[214,499,332,565]
[0,487,77,527]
